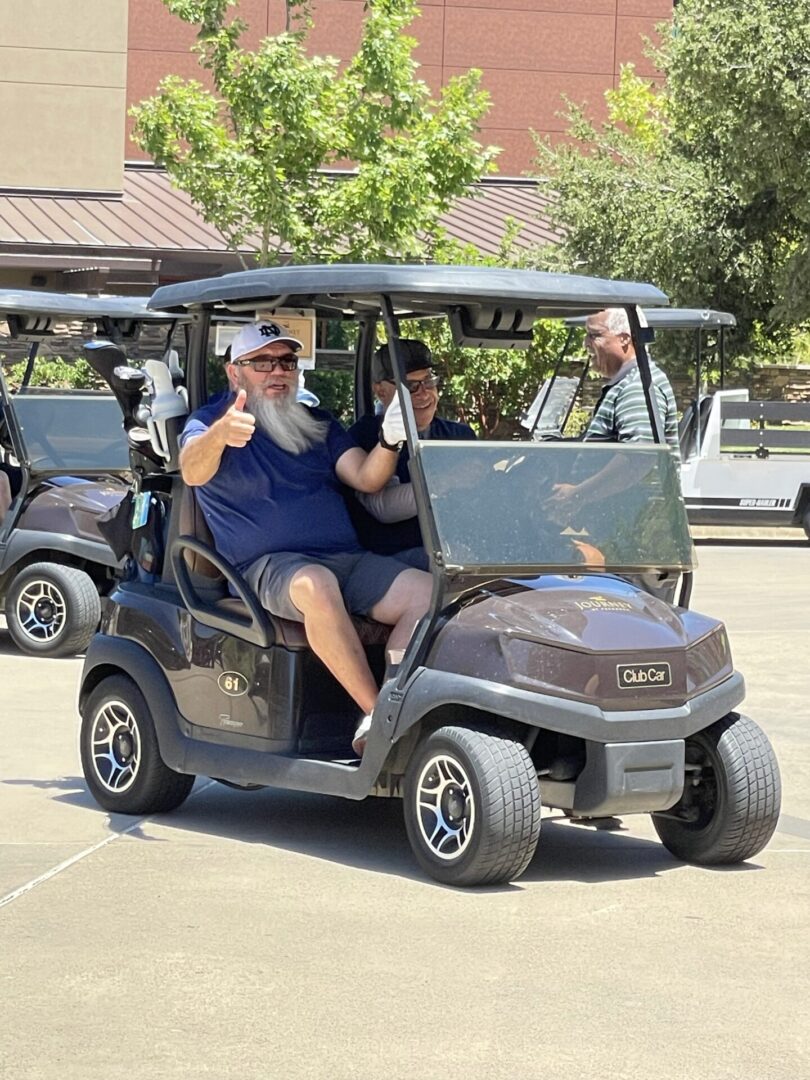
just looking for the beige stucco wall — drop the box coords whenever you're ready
[0,0,127,192]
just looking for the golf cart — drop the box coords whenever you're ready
[0,289,181,656]
[527,308,810,539]
[77,265,780,886]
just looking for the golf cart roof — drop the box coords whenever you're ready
[0,288,178,322]
[565,308,736,330]
[148,264,669,318]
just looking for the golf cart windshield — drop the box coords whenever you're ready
[420,441,692,575]
[11,390,130,474]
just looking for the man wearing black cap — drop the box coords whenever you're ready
[347,339,476,563]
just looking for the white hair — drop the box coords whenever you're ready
[245,384,328,454]
[601,308,632,335]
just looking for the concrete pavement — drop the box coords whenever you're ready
[0,543,808,1080]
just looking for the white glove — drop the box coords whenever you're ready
[381,394,407,447]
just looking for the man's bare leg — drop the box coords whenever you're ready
[347,568,433,753]
[288,565,380,715]
[368,567,432,659]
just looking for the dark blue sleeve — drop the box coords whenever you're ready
[322,412,357,465]
[179,392,233,448]
[347,413,381,452]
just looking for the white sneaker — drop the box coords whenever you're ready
[352,713,373,757]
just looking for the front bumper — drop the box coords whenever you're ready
[541,738,685,815]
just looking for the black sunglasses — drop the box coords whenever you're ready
[385,373,441,394]
[232,352,299,372]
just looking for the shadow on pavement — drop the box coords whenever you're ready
[5,773,760,888]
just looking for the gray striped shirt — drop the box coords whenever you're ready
[584,359,680,463]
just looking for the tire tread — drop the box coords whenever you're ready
[7,562,101,657]
[404,725,541,887]
[81,674,194,815]
[653,713,781,865]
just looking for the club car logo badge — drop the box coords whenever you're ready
[616,662,672,689]
[218,671,249,697]
[576,594,633,612]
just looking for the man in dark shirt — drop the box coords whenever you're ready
[179,322,432,754]
[348,340,476,564]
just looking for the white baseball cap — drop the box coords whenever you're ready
[230,321,303,362]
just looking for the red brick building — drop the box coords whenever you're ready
[0,1,671,289]
[127,0,672,175]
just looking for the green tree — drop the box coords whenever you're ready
[394,234,569,437]
[533,0,810,354]
[132,0,496,266]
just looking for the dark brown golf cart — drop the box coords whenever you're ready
[76,265,781,886]
[0,289,181,656]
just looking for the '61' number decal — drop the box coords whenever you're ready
[218,671,249,697]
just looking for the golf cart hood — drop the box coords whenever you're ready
[428,576,733,711]
[17,478,128,544]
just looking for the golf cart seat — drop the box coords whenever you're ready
[170,484,391,650]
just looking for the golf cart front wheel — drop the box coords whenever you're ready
[81,674,195,815]
[403,725,541,887]
[6,562,101,657]
[652,712,781,865]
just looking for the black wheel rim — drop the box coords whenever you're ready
[680,737,724,832]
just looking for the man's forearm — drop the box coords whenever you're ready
[179,427,228,486]
[352,442,399,493]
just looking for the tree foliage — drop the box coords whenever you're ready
[396,233,569,437]
[132,0,496,266]
[533,0,810,355]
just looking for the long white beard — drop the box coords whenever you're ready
[248,388,329,455]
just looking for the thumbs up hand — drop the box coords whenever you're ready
[217,388,256,447]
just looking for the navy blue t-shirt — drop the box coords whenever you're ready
[180,395,361,572]
[347,413,477,554]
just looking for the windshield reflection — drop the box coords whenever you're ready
[12,392,129,473]
[418,442,692,573]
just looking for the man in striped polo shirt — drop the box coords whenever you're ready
[548,306,681,600]
[549,306,679,510]
[582,307,680,458]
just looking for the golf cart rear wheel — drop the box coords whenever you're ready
[652,713,781,865]
[81,674,195,815]
[403,725,541,887]
[6,562,101,657]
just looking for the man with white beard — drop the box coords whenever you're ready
[179,321,431,755]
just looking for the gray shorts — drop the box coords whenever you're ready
[244,550,412,623]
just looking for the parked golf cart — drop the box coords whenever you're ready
[0,289,180,656]
[77,265,780,886]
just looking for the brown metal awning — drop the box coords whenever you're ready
[0,164,562,289]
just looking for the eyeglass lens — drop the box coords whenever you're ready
[247,355,298,372]
[401,375,440,394]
